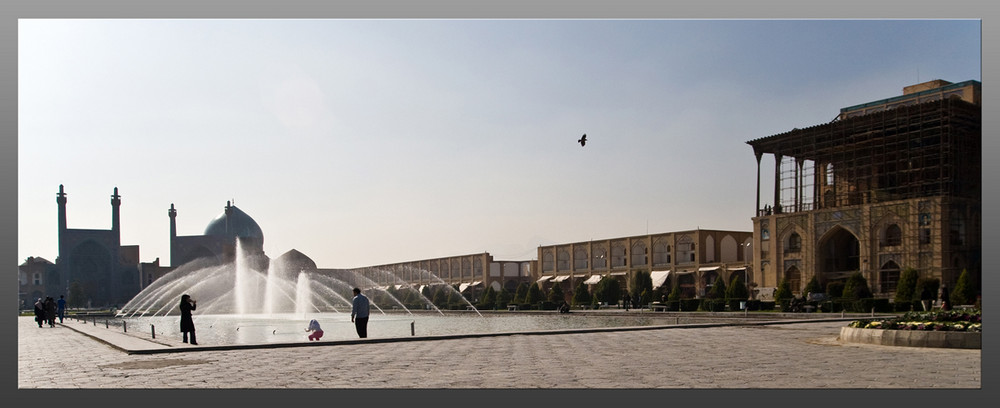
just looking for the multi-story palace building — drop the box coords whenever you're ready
[536,229,754,300]
[746,79,981,297]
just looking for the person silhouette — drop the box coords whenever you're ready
[179,294,198,345]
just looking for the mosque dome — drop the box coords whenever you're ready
[204,202,264,241]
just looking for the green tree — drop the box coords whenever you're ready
[67,281,86,308]
[496,288,513,309]
[894,268,919,304]
[525,282,544,305]
[630,270,653,298]
[842,272,873,300]
[826,281,845,298]
[512,282,529,304]
[479,286,497,309]
[667,284,682,301]
[726,274,749,300]
[774,278,793,303]
[432,286,448,307]
[639,289,652,306]
[707,276,727,299]
[572,279,591,306]
[593,276,621,306]
[950,269,976,306]
[803,275,821,295]
[548,283,565,303]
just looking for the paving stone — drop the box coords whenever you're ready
[17,315,980,389]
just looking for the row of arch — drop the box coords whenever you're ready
[542,234,751,272]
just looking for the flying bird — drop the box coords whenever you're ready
[578,134,587,146]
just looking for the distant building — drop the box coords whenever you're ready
[536,229,754,301]
[18,256,56,310]
[169,200,268,271]
[746,79,981,297]
[53,185,141,307]
[344,253,534,298]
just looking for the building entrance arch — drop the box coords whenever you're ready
[816,226,860,284]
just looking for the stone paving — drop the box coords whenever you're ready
[17,315,980,389]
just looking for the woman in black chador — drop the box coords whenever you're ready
[179,294,197,345]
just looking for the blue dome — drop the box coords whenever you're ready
[204,204,264,241]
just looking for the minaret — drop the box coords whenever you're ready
[225,200,233,236]
[168,203,177,267]
[111,187,121,235]
[56,185,67,253]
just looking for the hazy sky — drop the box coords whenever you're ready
[18,19,981,268]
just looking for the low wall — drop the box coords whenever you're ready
[839,326,981,349]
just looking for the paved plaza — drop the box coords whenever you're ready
[16,313,981,390]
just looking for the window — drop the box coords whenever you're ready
[920,229,931,245]
[786,233,801,253]
[33,273,42,285]
[883,224,902,247]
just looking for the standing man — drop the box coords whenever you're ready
[56,295,67,323]
[351,287,370,338]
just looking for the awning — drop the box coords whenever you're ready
[536,276,552,283]
[393,284,405,290]
[674,270,696,274]
[609,271,627,276]
[583,275,602,285]
[698,266,721,272]
[418,285,427,293]
[651,270,671,289]
[456,282,483,292]
[727,267,746,271]
[550,275,570,282]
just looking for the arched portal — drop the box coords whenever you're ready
[785,265,802,294]
[70,240,112,307]
[816,226,860,283]
[879,260,901,294]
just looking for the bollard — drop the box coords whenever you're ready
[151,324,156,339]
[123,321,127,333]
[411,321,415,336]
[105,320,108,328]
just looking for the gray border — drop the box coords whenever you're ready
[6,0,994,404]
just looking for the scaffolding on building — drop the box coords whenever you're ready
[748,97,980,215]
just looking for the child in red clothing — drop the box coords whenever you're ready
[305,319,324,341]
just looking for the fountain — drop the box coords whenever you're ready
[117,237,485,321]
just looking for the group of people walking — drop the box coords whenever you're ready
[32,295,66,328]
[177,287,372,345]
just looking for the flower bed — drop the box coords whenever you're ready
[847,310,981,332]
[841,309,981,349]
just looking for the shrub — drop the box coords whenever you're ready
[914,277,939,301]
[679,299,700,311]
[726,274,749,300]
[512,282,529,304]
[572,280,591,306]
[894,268,919,304]
[950,269,976,306]
[803,276,821,295]
[479,286,497,309]
[826,281,845,298]
[525,283,544,304]
[707,276,727,299]
[774,278,793,303]
[667,285,682,302]
[547,284,565,303]
[842,272,872,300]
